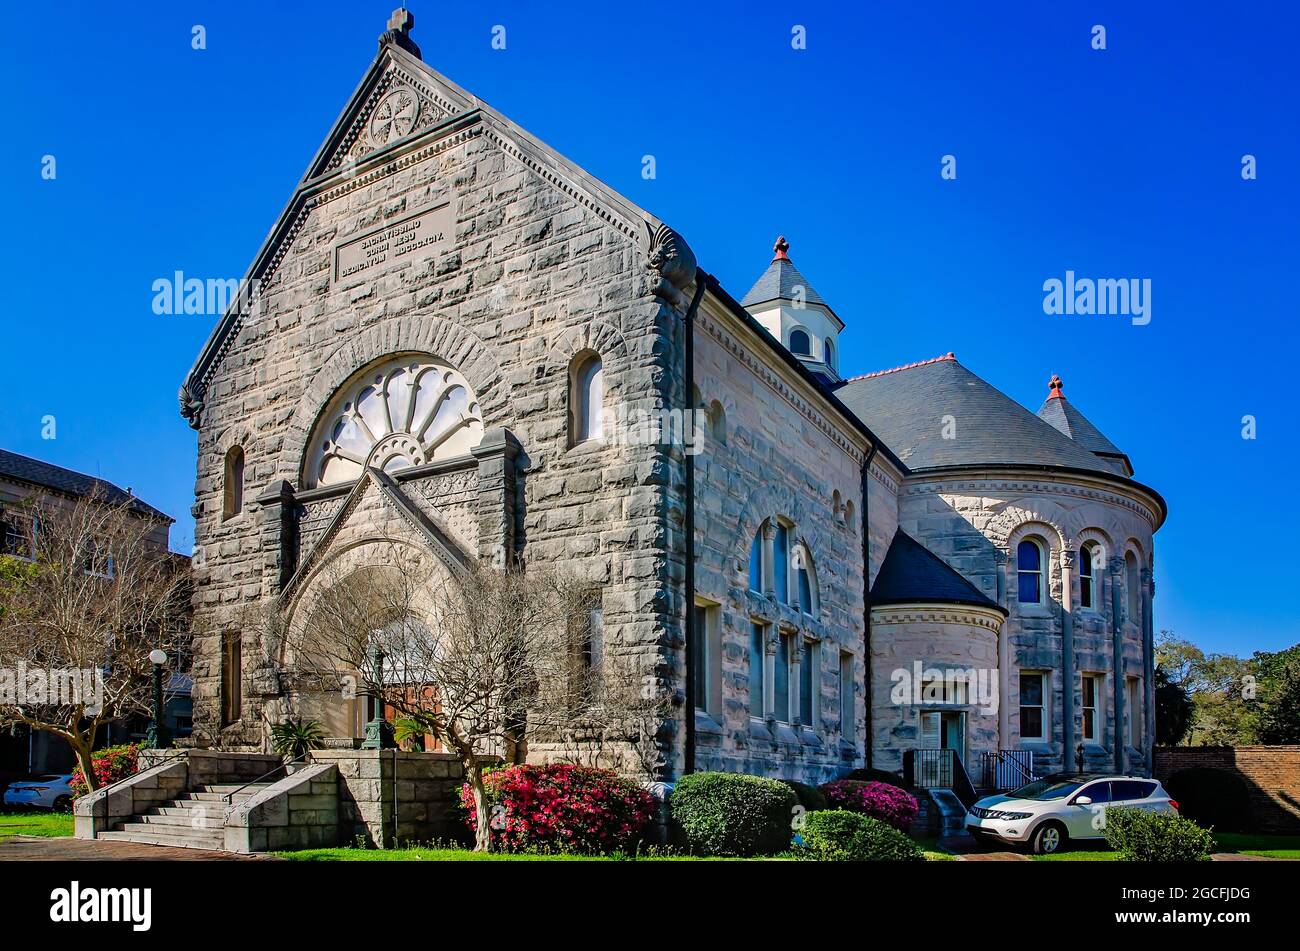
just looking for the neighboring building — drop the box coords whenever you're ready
[179,12,1164,787]
[0,449,190,781]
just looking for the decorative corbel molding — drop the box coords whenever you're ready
[645,222,697,306]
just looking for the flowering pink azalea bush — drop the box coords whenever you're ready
[460,763,657,854]
[818,779,918,832]
[69,743,141,797]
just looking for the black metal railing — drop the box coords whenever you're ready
[222,753,309,804]
[904,748,980,810]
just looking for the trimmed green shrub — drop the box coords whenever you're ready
[1164,768,1249,833]
[1104,807,1215,862]
[670,772,797,857]
[844,767,912,790]
[781,780,828,813]
[796,809,925,862]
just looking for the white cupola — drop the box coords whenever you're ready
[740,235,844,382]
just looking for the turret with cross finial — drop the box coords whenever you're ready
[379,7,421,59]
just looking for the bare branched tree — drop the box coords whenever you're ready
[282,546,671,851]
[0,495,189,789]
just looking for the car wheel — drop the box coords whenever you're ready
[1031,821,1066,855]
[52,796,72,812]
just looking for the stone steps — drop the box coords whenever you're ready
[97,783,273,851]
[99,826,225,850]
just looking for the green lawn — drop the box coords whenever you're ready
[1030,832,1300,861]
[0,809,74,841]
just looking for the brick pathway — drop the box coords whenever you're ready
[0,835,279,861]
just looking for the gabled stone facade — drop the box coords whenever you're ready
[181,13,1165,786]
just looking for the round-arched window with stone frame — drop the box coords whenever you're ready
[304,353,484,488]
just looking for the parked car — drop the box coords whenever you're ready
[965,773,1179,854]
[2,774,75,811]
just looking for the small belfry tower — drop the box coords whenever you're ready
[741,236,844,382]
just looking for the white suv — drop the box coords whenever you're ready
[965,773,1179,854]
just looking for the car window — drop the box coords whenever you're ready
[1112,780,1155,801]
[1010,778,1084,801]
[1078,781,1111,803]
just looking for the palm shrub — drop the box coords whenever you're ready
[796,809,925,862]
[1104,807,1215,861]
[819,779,919,831]
[270,718,326,759]
[669,772,797,857]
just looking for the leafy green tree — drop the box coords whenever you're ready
[1255,654,1300,744]
[1153,666,1192,746]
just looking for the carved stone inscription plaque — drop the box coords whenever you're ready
[334,203,453,282]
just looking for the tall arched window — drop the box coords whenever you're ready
[708,400,727,445]
[1125,551,1140,622]
[823,339,835,368]
[223,446,245,520]
[1017,538,1045,604]
[1079,542,1098,610]
[749,525,764,593]
[571,353,604,446]
[789,329,811,355]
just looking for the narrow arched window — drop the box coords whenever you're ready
[1079,542,1098,610]
[1125,551,1140,622]
[789,329,811,355]
[749,523,765,593]
[1017,539,1044,604]
[571,353,604,445]
[708,400,727,445]
[823,338,835,368]
[223,446,245,520]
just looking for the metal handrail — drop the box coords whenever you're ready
[221,752,310,804]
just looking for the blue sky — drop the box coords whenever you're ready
[1,1,1296,655]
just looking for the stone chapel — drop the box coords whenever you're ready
[180,11,1165,787]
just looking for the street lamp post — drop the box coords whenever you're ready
[145,649,171,749]
[360,643,394,750]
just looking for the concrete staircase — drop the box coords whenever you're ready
[97,784,271,851]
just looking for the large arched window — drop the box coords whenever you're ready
[570,352,604,446]
[305,354,484,488]
[1017,538,1045,604]
[789,329,811,356]
[1125,551,1140,622]
[823,338,835,368]
[223,446,245,520]
[1079,542,1099,610]
[773,520,791,604]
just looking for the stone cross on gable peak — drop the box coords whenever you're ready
[379,6,422,60]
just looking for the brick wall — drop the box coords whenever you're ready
[1153,745,1300,833]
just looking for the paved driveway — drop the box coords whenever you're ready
[0,835,279,861]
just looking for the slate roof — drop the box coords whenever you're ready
[0,449,171,521]
[1037,388,1131,475]
[832,355,1118,475]
[870,529,1003,611]
[741,256,830,310]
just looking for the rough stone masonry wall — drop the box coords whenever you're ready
[190,112,679,753]
[684,306,870,784]
[898,474,1156,774]
[311,749,488,847]
[1153,746,1300,833]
